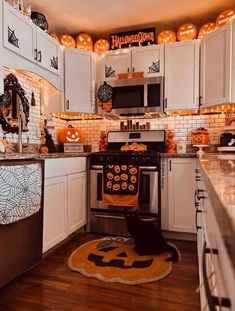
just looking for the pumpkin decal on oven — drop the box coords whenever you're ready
[59,125,82,143]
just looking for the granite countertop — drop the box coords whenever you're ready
[160,153,196,158]
[0,152,91,161]
[198,153,235,268]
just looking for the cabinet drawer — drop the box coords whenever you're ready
[45,157,86,178]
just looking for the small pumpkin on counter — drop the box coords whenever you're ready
[59,125,82,143]
[39,145,49,153]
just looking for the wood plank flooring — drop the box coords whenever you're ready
[0,233,200,311]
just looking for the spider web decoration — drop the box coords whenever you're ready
[105,66,116,78]
[148,61,160,74]
[0,163,42,225]
[8,26,19,48]
[97,82,113,103]
[50,56,58,70]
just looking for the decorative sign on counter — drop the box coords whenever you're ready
[110,27,155,50]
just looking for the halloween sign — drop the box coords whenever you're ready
[110,28,156,50]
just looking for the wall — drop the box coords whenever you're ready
[0,70,225,151]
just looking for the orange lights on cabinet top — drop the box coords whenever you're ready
[177,23,198,41]
[216,9,235,27]
[76,33,93,51]
[157,30,176,44]
[94,39,110,53]
[198,22,217,38]
[59,34,76,48]
[50,32,60,42]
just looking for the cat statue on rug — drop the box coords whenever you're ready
[125,210,180,262]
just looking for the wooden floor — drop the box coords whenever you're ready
[0,233,200,311]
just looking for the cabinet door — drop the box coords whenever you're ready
[65,48,95,113]
[3,1,36,62]
[0,66,3,94]
[131,45,164,77]
[165,40,199,110]
[36,28,61,75]
[168,158,196,233]
[43,176,67,253]
[200,23,232,107]
[102,49,131,80]
[67,172,87,235]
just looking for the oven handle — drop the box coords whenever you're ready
[92,212,158,222]
[90,165,158,171]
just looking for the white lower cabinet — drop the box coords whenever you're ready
[168,158,196,233]
[43,158,87,253]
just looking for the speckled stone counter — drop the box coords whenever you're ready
[160,153,196,158]
[0,152,91,161]
[198,153,235,268]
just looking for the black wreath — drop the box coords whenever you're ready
[97,81,113,103]
[0,74,29,134]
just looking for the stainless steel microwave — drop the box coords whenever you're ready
[98,77,164,116]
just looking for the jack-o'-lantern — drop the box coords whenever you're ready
[59,126,82,143]
[76,33,93,51]
[177,23,198,41]
[50,32,60,42]
[102,101,112,113]
[94,39,110,53]
[59,34,76,48]
[198,23,217,38]
[192,128,209,145]
[157,30,177,44]
[216,9,235,27]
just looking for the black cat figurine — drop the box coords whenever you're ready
[125,210,180,262]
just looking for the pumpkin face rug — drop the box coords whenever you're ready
[68,237,175,285]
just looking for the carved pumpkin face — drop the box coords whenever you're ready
[177,23,198,41]
[50,32,60,42]
[198,23,217,38]
[192,130,209,145]
[157,30,177,44]
[59,127,82,143]
[60,34,76,48]
[94,39,110,53]
[216,9,235,27]
[76,33,93,51]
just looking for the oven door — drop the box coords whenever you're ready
[89,165,159,214]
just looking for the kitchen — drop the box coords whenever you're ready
[0,0,234,310]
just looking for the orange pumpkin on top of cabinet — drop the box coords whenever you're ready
[216,9,235,27]
[177,23,197,41]
[198,22,217,38]
[50,32,60,42]
[60,34,76,48]
[59,126,82,143]
[76,33,93,51]
[94,39,110,52]
[157,30,177,44]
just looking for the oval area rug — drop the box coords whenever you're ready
[68,237,175,285]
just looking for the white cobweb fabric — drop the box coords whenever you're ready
[0,163,42,225]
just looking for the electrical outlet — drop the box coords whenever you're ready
[36,128,44,138]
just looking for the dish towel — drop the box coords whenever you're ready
[103,164,139,206]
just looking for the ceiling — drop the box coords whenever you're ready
[20,0,234,39]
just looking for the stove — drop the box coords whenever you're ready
[87,130,166,236]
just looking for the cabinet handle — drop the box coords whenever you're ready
[202,243,231,311]
[38,50,42,62]
[199,96,203,107]
[164,98,167,109]
[194,190,200,208]
[34,48,37,60]
[197,189,206,200]
[127,67,130,73]
[66,100,69,110]
[169,160,172,171]
[132,67,135,72]
[195,208,202,230]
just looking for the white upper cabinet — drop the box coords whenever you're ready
[102,45,164,80]
[3,1,36,62]
[165,40,200,111]
[3,1,60,76]
[64,48,96,113]
[200,22,235,107]
[131,45,164,77]
[102,49,131,80]
[36,27,60,75]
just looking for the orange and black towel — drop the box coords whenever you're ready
[103,164,139,206]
